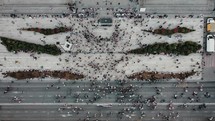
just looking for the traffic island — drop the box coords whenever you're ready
[0,37,62,55]
[127,70,196,80]
[20,27,72,35]
[2,70,85,80]
[144,26,195,36]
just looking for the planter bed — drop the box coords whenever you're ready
[128,41,201,55]
[144,26,195,36]
[2,70,85,80]
[20,27,72,35]
[127,70,196,80]
[0,37,62,55]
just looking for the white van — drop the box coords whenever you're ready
[206,34,215,52]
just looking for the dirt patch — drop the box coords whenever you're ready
[127,71,196,80]
[2,70,84,80]
[20,27,72,35]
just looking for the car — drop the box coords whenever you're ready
[207,18,215,32]
[206,34,215,52]
[207,18,215,24]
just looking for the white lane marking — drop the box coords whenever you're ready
[29,95,33,97]
[39,95,43,97]
[47,95,52,97]
[11,91,22,94]
[25,111,28,113]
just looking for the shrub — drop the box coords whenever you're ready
[0,37,62,56]
[20,27,72,35]
[144,26,195,36]
[128,41,201,55]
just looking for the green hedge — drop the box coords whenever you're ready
[144,26,195,36]
[128,41,201,55]
[0,37,62,56]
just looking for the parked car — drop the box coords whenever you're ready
[207,18,215,24]
[207,18,215,32]
[206,34,215,52]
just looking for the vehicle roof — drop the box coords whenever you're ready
[207,23,215,32]
[207,36,215,52]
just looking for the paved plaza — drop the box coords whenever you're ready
[0,16,204,80]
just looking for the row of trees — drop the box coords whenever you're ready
[21,27,72,35]
[128,41,202,55]
[144,26,195,36]
[0,37,62,55]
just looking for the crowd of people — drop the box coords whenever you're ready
[0,0,212,121]
[1,79,214,120]
[0,11,204,81]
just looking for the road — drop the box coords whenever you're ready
[0,81,214,103]
[0,80,214,120]
[141,0,214,14]
[0,103,215,121]
[0,4,71,14]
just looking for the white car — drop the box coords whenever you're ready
[206,34,215,52]
[207,18,215,24]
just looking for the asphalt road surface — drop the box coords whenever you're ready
[0,81,215,103]
[0,103,215,121]
[0,80,215,121]
[0,4,70,14]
